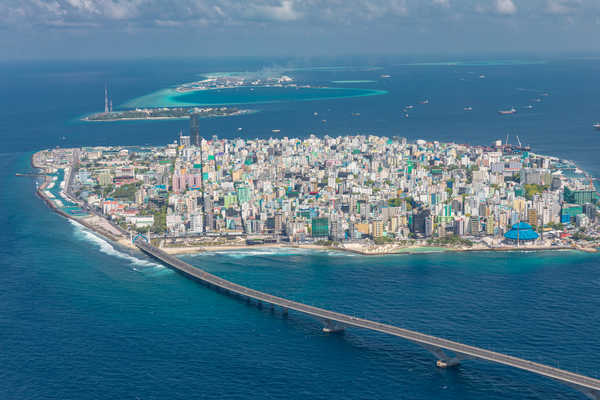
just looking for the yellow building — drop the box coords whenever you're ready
[372,220,384,238]
[528,209,538,227]
[355,223,370,235]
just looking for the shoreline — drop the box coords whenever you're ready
[161,242,592,256]
[80,109,252,123]
[32,151,136,251]
[31,150,598,259]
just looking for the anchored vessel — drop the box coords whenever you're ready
[498,107,517,115]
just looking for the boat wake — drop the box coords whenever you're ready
[68,219,165,270]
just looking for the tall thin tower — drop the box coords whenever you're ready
[104,84,109,113]
[190,113,206,233]
[190,114,200,146]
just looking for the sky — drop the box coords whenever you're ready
[1,0,600,60]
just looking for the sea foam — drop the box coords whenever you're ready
[68,219,165,270]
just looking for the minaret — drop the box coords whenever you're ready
[104,84,109,113]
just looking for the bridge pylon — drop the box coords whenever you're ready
[566,383,600,400]
[421,344,468,368]
[583,390,600,400]
[322,319,344,333]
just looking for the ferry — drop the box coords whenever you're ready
[464,106,473,111]
[593,123,600,130]
[498,107,517,115]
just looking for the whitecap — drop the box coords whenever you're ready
[68,219,165,270]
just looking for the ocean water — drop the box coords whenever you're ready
[1,56,600,399]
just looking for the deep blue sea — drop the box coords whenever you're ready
[1,56,600,400]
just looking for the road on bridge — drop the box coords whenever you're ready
[135,240,600,400]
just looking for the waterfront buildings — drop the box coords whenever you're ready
[41,135,600,248]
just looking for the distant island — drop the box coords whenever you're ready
[82,106,250,122]
[176,73,300,92]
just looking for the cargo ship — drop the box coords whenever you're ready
[498,107,517,115]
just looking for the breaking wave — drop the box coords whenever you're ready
[68,220,165,270]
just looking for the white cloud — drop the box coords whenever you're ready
[546,0,581,15]
[495,0,517,15]
[4,0,600,34]
[154,19,183,27]
[64,0,99,14]
[251,1,303,22]
[357,0,408,20]
[103,1,140,20]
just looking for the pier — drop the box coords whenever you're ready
[135,238,600,400]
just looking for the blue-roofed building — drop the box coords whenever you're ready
[504,222,539,243]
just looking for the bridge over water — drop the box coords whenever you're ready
[135,239,600,399]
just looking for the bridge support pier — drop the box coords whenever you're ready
[583,390,600,400]
[566,383,600,400]
[421,345,467,368]
[322,319,344,333]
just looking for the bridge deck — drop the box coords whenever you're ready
[136,240,600,397]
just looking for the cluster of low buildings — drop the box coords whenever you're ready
[60,134,599,247]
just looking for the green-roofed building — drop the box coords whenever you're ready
[224,194,238,208]
[237,186,250,204]
[311,217,329,238]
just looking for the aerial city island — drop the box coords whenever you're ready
[33,117,600,255]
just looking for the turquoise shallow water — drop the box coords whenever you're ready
[2,57,600,399]
[123,86,387,108]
